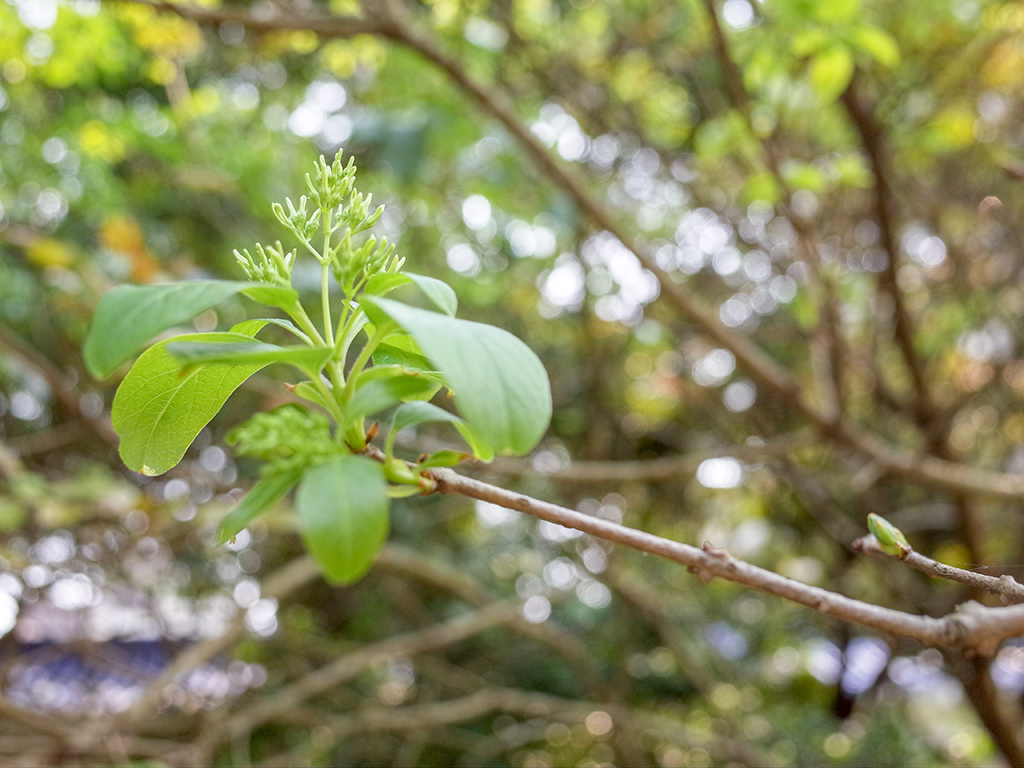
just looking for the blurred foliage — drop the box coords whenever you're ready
[3,0,1024,765]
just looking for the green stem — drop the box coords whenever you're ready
[342,325,388,403]
[321,261,333,343]
[311,375,346,426]
[289,302,326,348]
[320,206,336,343]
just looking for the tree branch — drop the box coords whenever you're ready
[840,78,934,421]
[430,466,1024,656]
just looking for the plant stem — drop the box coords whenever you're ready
[321,261,334,342]
[342,325,388,402]
[289,302,326,348]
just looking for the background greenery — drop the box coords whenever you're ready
[2,0,1024,765]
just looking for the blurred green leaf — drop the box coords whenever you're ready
[808,44,854,102]
[218,467,303,544]
[295,455,389,584]
[848,25,900,68]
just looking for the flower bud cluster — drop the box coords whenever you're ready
[272,195,322,246]
[332,233,404,289]
[228,405,340,475]
[233,242,297,286]
[236,150,404,293]
[308,152,356,212]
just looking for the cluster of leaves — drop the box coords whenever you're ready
[84,151,552,582]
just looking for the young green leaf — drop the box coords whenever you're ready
[295,455,389,584]
[241,284,301,313]
[85,280,252,378]
[245,317,312,344]
[387,401,464,454]
[217,468,303,545]
[416,450,470,468]
[392,401,463,433]
[361,297,551,458]
[345,370,440,421]
[167,339,333,379]
[373,338,440,377]
[290,381,333,411]
[363,273,457,315]
[112,331,270,475]
[867,513,911,558]
[364,272,413,297]
[405,272,458,316]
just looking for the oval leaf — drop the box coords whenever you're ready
[295,455,389,584]
[85,280,251,378]
[112,331,270,475]
[361,297,551,458]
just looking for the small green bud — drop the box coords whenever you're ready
[273,196,322,244]
[867,513,911,557]
[234,242,295,285]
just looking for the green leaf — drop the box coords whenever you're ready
[405,272,458,316]
[374,337,437,374]
[295,455,389,584]
[364,272,412,297]
[361,297,551,458]
[417,449,470,468]
[218,468,303,545]
[167,338,333,378]
[812,0,858,23]
[231,319,271,336]
[84,280,250,378]
[781,160,827,192]
[346,369,441,421]
[454,422,496,462]
[808,44,854,103]
[392,401,464,433]
[790,29,829,57]
[242,284,301,313]
[834,153,872,188]
[741,171,783,205]
[847,26,900,69]
[292,381,333,410]
[112,331,269,475]
[245,317,312,344]
[387,401,465,455]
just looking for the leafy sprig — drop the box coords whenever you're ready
[84,150,552,583]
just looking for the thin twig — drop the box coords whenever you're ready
[854,536,1024,604]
